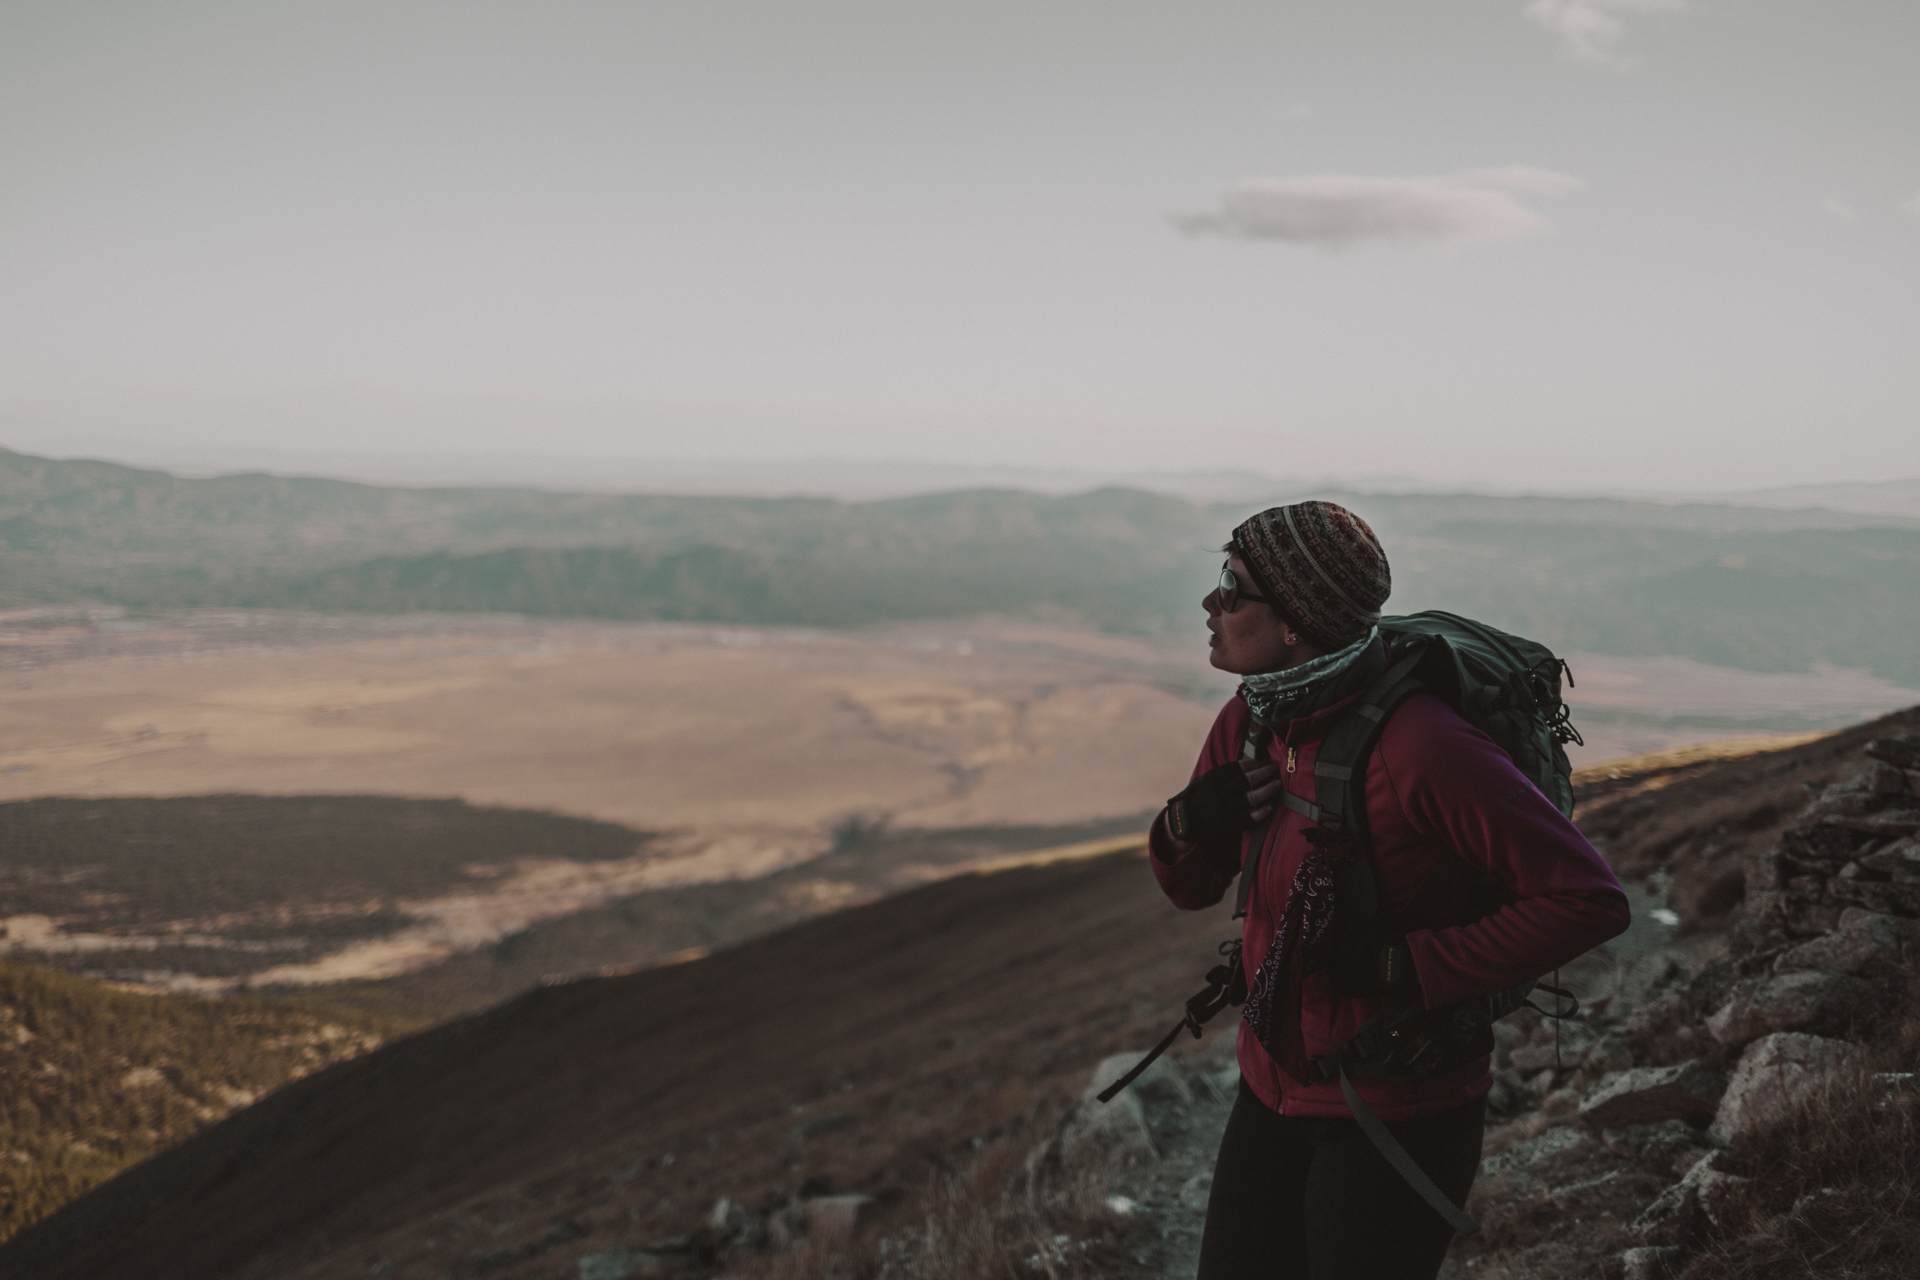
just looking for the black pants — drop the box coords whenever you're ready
[1195,1079,1486,1280]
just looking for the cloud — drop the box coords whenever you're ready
[1902,191,1920,217]
[1525,0,1686,66]
[1173,168,1583,250]
[1823,197,1858,224]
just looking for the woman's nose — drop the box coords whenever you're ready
[1203,588,1223,616]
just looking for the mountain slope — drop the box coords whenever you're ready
[0,848,1229,1280]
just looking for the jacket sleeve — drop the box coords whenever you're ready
[1376,695,1631,1010]
[1148,698,1247,911]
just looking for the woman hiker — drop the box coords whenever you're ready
[1149,500,1629,1280]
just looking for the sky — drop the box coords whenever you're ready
[3,0,1916,493]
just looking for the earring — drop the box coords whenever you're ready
[1283,632,1299,645]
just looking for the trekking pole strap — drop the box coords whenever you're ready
[1095,1016,1191,1104]
[1336,1068,1480,1237]
[1097,951,1241,1104]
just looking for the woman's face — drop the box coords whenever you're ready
[1205,553,1301,675]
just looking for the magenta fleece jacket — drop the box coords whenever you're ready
[1150,685,1629,1120]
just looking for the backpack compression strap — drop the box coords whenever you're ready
[1336,1067,1479,1236]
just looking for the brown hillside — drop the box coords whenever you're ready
[0,849,1226,1280]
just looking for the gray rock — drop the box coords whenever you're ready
[1710,1032,1865,1144]
[1828,877,1920,917]
[1627,1149,1733,1244]
[1618,1246,1683,1280]
[579,1250,670,1280]
[1826,810,1920,838]
[1583,1032,1635,1076]
[1864,736,1920,772]
[1617,955,1690,1009]
[805,1195,874,1243]
[1856,837,1920,879]
[1774,911,1918,976]
[1705,970,1878,1045]
[1694,1167,1752,1229]
[1579,1061,1726,1129]
[1486,1067,1528,1116]
[1478,1126,1607,1185]
[1061,1056,1163,1160]
[1599,1120,1707,1173]
[1625,991,1686,1039]
[1540,1087,1584,1122]
[1510,1021,1596,1073]
[1866,762,1912,794]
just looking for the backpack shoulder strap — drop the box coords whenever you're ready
[1232,724,1274,920]
[1311,650,1427,891]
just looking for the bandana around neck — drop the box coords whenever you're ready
[1238,628,1381,727]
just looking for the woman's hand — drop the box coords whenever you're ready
[1167,760,1285,844]
[1242,761,1281,823]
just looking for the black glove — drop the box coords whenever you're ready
[1165,761,1256,848]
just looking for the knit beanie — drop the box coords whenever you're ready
[1230,501,1391,652]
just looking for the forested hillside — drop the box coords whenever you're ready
[0,962,393,1241]
[6,448,1920,684]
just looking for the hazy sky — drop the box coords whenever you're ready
[3,1,1916,490]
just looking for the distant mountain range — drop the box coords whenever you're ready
[3,447,1918,685]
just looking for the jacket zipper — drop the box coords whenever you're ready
[1286,747,1297,774]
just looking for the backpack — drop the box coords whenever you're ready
[1100,611,1584,1235]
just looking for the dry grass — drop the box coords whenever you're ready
[731,1126,1143,1280]
[1678,999,1920,1280]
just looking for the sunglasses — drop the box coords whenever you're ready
[1216,563,1272,614]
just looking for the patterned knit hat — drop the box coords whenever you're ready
[1231,501,1391,651]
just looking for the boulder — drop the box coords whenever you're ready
[1058,1052,1207,1164]
[1579,1061,1725,1129]
[1694,1167,1752,1229]
[1827,877,1920,917]
[1583,1032,1635,1076]
[1864,736,1920,772]
[1477,1126,1610,1190]
[1865,762,1912,794]
[804,1195,874,1244]
[1625,991,1686,1040]
[1773,911,1918,976]
[1469,1125,1657,1234]
[1709,1033,1864,1145]
[1826,810,1920,838]
[1599,1120,1707,1174]
[1627,1150,1752,1249]
[578,1250,672,1280]
[1856,837,1920,879]
[1705,971,1877,1045]
[1540,1087,1584,1122]
[1486,1068,1528,1117]
[1510,1021,1596,1073]
[1617,1246,1683,1280]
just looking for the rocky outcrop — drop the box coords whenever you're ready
[1708,1032,1864,1145]
[1703,970,1878,1045]
[1578,1060,1725,1128]
[1740,738,1920,947]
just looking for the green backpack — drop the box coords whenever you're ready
[1378,610,1581,817]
